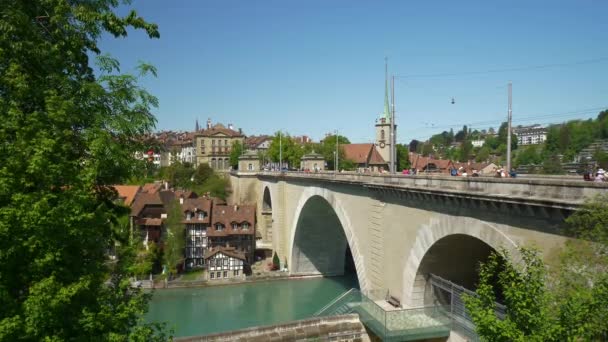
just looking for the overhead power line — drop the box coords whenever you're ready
[401,106,607,134]
[395,57,608,79]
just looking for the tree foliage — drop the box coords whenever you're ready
[0,0,167,340]
[267,131,304,168]
[229,140,244,169]
[317,134,351,170]
[163,200,185,277]
[465,195,608,341]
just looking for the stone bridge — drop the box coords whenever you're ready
[229,171,607,308]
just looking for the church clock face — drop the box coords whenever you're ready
[379,142,386,148]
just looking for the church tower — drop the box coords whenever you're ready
[375,60,394,164]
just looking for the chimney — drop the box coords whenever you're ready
[207,118,212,129]
[234,204,238,211]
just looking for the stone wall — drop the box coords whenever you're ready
[175,314,370,342]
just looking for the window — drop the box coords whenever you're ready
[216,224,224,231]
[232,223,238,230]
[198,211,205,220]
[381,129,385,140]
[224,140,228,146]
[217,271,221,278]
[218,140,222,146]
[242,222,249,230]
[248,163,253,171]
[223,271,228,278]
[212,139,215,146]
[210,272,215,279]
[186,212,192,220]
[224,259,229,266]
[234,270,239,276]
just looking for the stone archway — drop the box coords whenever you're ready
[288,187,369,292]
[402,215,519,307]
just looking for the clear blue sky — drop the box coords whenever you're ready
[99,0,608,143]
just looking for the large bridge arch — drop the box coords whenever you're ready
[402,216,520,307]
[288,187,370,292]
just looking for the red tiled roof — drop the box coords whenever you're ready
[112,185,141,206]
[142,182,163,194]
[204,246,246,261]
[244,135,271,148]
[342,144,386,165]
[130,192,163,217]
[181,197,213,224]
[409,153,454,172]
[209,204,255,236]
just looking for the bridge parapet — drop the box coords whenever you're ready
[254,171,607,209]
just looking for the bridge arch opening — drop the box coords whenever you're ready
[415,234,504,306]
[290,195,360,288]
[262,186,272,212]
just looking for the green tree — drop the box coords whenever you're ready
[542,153,564,174]
[463,248,560,342]
[193,163,214,185]
[458,140,474,162]
[318,134,350,170]
[229,140,244,169]
[515,145,541,167]
[272,252,281,270]
[267,131,305,169]
[476,145,491,162]
[396,144,411,171]
[465,195,608,341]
[163,200,185,278]
[0,1,167,340]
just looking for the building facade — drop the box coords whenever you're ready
[204,247,246,281]
[181,197,213,268]
[514,125,547,146]
[195,119,245,170]
[209,204,256,264]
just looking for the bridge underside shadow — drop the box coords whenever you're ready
[415,234,503,307]
[291,195,356,282]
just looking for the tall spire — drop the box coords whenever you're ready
[195,118,200,132]
[383,57,391,122]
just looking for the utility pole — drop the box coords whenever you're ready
[507,82,512,173]
[391,75,396,174]
[279,131,282,171]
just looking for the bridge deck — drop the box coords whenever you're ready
[252,171,607,209]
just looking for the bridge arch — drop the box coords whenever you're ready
[402,216,519,307]
[262,186,272,211]
[289,187,369,292]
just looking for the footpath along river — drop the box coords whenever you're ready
[144,274,359,338]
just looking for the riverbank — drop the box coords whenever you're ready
[142,272,328,290]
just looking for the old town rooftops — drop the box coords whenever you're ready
[112,185,141,206]
[342,143,386,165]
[196,123,243,138]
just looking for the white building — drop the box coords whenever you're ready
[204,247,246,280]
[513,125,547,146]
[471,139,485,148]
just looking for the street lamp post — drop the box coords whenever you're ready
[279,131,282,171]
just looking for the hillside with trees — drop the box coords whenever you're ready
[413,109,608,173]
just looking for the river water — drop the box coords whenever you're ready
[144,275,358,338]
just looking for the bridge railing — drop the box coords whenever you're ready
[255,171,608,206]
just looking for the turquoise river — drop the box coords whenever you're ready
[144,275,358,338]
